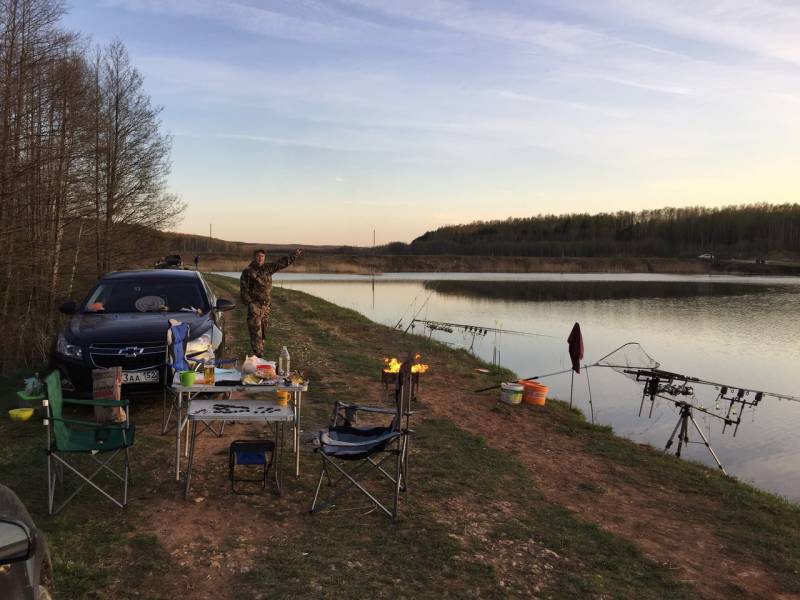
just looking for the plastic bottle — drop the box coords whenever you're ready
[278,346,290,376]
[204,347,215,384]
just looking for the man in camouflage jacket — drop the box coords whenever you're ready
[240,248,302,356]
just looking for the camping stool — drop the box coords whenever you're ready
[228,439,275,495]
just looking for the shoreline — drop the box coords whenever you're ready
[194,253,800,276]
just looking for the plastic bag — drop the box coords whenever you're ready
[23,374,43,396]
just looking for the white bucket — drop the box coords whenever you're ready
[500,382,524,405]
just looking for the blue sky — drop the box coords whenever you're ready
[64,1,800,245]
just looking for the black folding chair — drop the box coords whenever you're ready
[310,358,414,519]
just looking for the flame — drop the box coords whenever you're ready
[383,356,429,374]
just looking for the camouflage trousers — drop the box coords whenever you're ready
[246,303,271,356]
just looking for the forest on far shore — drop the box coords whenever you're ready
[376,204,800,259]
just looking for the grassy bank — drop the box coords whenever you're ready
[195,253,800,276]
[0,273,798,598]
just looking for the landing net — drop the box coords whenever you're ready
[593,342,660,378]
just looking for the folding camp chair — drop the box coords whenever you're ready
[43,371,134,515]
[310,358,414,519]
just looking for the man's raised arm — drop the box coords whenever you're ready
[267,249,302,275]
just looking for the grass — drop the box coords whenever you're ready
[532,398,800,592]
[209,275,694,599]
[235,417,691,599]
[0,273,796,598]
[0,375,176,598]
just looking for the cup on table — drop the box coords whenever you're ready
[276,390,290,406]
[179,371,196,387]
[204,364,215,385]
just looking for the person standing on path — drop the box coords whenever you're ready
[194,255,200,270]
[240,248,302,356]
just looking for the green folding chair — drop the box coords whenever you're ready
[43,372,135,515]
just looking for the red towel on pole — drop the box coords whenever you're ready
[567,322,584,374]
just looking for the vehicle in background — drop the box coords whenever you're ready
[697,252,714,260]
[154,254,183,269]
[52,269,235,396]
[0,485,53,600]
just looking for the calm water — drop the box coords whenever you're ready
[221,272,800,500]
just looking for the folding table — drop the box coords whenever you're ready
[169,370,309,481]
[183,399,293,499]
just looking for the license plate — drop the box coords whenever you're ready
[122,369,159,384]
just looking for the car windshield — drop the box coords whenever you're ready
[82,279,209,314]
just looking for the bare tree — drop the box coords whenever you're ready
[0,2,181,372]
[89,38,182,275]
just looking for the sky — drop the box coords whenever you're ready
[63,1,800,245]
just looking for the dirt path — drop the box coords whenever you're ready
[127,298,305,600]
[419,361,793,599]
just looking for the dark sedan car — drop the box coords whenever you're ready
[52,270,235,396]
[0,485,53,599]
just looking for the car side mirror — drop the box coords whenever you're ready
[216,298,235,312]
[58,300,77,314]
[0,520,32,564]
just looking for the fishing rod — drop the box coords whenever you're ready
[474,342,641,393]
[412,319,558,339]
[394,290,423,330]
[403,291,434,334]
[624,367,800,405]
[474,366,576,393]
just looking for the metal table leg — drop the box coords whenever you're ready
[185,404,191,457]
[294,391,302,477]
[175,391,183,481]
[183,420,198,500]
[273,421,285,497]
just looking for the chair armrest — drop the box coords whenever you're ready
[350,406,397,415]
[63,397,129,408]
[335,402,396,415]
[17,390,45,402]
[48,416,130,429]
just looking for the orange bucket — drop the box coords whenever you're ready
[519,380,548,406]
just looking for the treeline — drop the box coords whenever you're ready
[378,204,800,258]
[0,0,180,372]
[160,230,359,257]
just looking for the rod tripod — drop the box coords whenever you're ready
[664,402,727,475]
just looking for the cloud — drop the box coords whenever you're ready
[591,75,693,96]
[99,0,364,42]
[340,0,606,53]
[595,0,800,65]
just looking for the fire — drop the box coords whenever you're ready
[383,356,429,374]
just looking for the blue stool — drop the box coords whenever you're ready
[228,439,275,494]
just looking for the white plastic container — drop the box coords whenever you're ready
[500,382,524,405]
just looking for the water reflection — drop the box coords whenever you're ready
[219,272,800,500]
[422,280,788,303]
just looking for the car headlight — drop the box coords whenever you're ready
[56,334,83,359]
[185,334,212,361]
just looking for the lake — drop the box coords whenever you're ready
[221,272,800,500]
